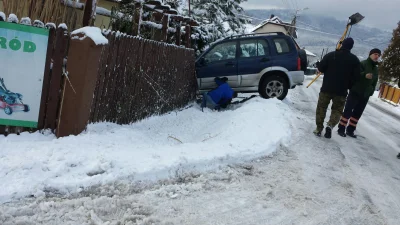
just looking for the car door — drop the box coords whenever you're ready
[196,41,238,89]
[271,37,297,71]
[237,38,273,87]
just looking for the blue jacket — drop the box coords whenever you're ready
[207,80,234,105]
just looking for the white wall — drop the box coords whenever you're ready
[253,24,288,34]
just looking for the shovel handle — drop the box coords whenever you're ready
[306,72,322,88]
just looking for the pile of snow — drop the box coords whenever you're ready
[7,14,18,23]
[20,17,32,25]
[58,23,68,30]
[71,27,108,45]
[33,20,44,28]
[0,97,291,203]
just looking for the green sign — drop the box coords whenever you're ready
[0,22,49,128]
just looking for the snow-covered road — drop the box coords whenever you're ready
[1,76,399,225]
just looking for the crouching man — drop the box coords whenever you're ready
[201,77,235,111]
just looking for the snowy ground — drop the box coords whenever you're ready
[0,97,291,203]
[1,76,400,225]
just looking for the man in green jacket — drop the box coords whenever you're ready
[338,48,381,138]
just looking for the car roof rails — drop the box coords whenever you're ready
[223,32,286,40]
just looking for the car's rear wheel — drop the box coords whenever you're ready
[259,75,289,100]
[23,105,30,112]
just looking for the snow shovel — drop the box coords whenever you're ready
[306,13,365,88]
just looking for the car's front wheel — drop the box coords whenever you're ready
[4,106,12,115]
[259,75,289,100]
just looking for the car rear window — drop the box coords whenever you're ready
[273,38,291,54]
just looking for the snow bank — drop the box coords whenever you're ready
[71,27,108,45]
[0,97,291,203]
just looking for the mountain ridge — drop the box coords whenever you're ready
[245,9,392,60]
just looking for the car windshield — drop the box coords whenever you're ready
[204,41,236,63]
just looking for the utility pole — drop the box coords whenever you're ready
[289,7,309,38]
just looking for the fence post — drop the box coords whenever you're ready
[83,0,95,27]
[132,3,143,36]
[175,22,181,46]
[185,24,191,48]
[37,27,56,130]
[56,28,108,137]
[161,15,169,42]
[45,26,69,131]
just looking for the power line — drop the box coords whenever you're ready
[290,0,297,12]
[236,13,342,36]
[235,13,390,46]
[296,19,391,46]
[296,20,323,31]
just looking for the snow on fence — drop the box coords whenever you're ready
[0,13,69,135]
[89,31,197,125]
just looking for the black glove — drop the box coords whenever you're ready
[315,61,320,68]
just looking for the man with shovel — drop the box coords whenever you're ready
[313,38,361,138]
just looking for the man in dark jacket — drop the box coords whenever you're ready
[314,38,361,138]
[201,77,234,111]
[338,48,381,138]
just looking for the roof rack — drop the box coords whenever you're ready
[223,32,286,40]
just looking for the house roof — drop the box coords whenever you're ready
[251,16,292,33]
[304,49,317,57]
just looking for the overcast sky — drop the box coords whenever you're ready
[241,0,399,31]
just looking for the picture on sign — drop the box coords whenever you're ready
[0,22,49,128]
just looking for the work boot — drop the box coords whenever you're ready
[324,126,332,139]
[337,130,346,137]
[313,129,321,137]
[346,131,357,138]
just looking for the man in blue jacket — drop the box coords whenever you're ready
[201,77,235,111]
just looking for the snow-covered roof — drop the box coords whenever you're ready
[304,49,316,57]
[251,16,291,33]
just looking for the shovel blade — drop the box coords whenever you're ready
[349,13,364,25]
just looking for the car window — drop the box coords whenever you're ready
[240,40,257,58]
[257,40,269,56]
[204,41,236,63]
[273,38,290,54]
[240,39,270,58]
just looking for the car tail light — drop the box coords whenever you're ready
[297,57,301,71]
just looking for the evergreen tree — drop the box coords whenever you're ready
[187,0,250,55]
[379,21,400,87]
[109,0,250,55]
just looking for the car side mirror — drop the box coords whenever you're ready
[199,57,207,66]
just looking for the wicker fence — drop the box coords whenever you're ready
[89,32,197,125]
